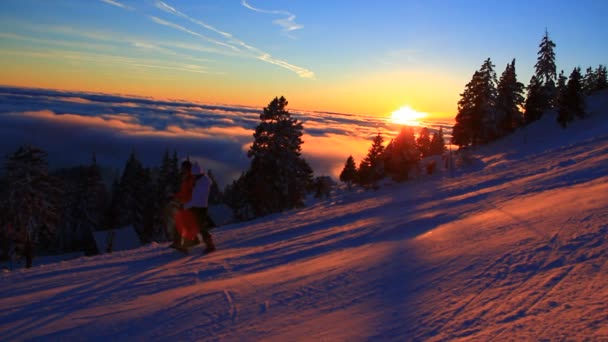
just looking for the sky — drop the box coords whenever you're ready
[1,0,607,119]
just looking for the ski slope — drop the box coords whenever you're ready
[1,91,607,341]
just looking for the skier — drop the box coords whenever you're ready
[170,160,215,254]
[185,161,215,254]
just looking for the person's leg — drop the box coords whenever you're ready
[202,230,216,253]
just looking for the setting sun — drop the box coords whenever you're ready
[390,105,428,126]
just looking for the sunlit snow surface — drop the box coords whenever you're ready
[1,91,607,341]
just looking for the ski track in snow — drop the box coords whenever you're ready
[1,91,608,340]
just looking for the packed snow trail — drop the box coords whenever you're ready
[1,92,607,340]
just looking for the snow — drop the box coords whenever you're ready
[1,91,607,340]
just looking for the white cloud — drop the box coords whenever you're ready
[100,0,133,11]
[241,0,303,36]
[156,1,315,79]
[148,16,239,52]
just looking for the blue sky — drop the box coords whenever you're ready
[0,0,607,118]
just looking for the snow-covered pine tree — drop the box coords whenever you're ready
[246,96,313,216]
[358,133,385,186]
[452,58,497,147]
[557,67,585,128]
[339,155,358,190]
[496,59,525,136]
[4,145,60,267]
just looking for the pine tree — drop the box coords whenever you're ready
[207,169,223,205]
[384,127,419,182]
[151,149,180,242]
[416,127,432,158]
[556,70,567,98]
[358,133,385,186]
[594,65,607,92]
[451,58,497,147]
[582,67,596,95]
[496,59,525,135]
[4,145,60,267]
[429,128,447,156]
[339,155,358,190]
[245,96,313,216]
[524,75,545,124]
[116,152,149,241]
[557,67,585,128]
[526,30,557,121]
[535,30,557,107]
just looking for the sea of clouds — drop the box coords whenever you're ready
[0,86,452,187]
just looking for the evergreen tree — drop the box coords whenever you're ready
[557,67,585,128]
[339,155,358,190]
[384,127,419,182]
[556,70,567,98]
[358,133,385,186]
[429,128,447,156]
[4,145,60,267]
[245,96,313,216]
[207,169,223,205]
[416,127,432,158]
[525,30,557,121]
[594,65,607,92]
[451,58,497,147]
[582,67,596,95]
[151,149,180,241]
[524,75,545,124]
[535,30,557,89]
[496,59,525,135]
[116,152,150,241]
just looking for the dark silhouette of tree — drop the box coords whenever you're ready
[150,149,180,242]
[416,127,432,158]
[384,127,419,182]
[496,59,525,135]
[524,75,545,124]
[595,65,608,91]
[526,30,557,122]
[582,67,596,95]
[452,58,497,147]
[429,128,447,156]
[4,145,60,267]
[206,169,223,205]
[557,67,585,128]
[244,96,313,216]
[116,152,150,241]
[358,133,385,186]
[339,155,358,190]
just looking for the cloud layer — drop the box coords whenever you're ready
[0,87,456,187]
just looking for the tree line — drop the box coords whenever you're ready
[452,30,607,147]
[0,147,222,267]
[338,127,446,190]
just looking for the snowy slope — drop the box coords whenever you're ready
[1,92,607,341]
